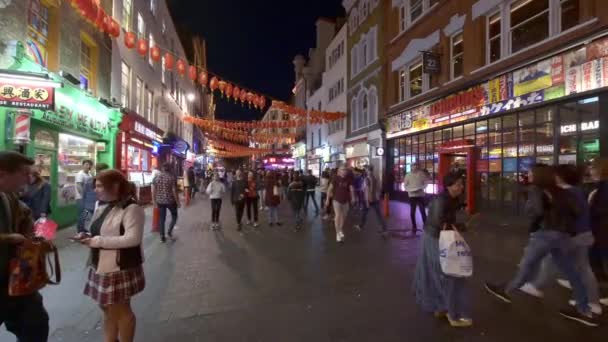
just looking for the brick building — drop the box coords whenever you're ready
[384,0,608,213]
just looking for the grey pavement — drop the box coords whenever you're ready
[1,194,607,341]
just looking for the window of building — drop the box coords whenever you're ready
[350,8,359,34]
[27,0,50,67]
[399,69,407,102]
[161,56,166,84]
[351,45,358,75]
[510,0,550,54]
[122,0,133,31]
[399,3,407,33]
[360,93,369,130]
[135,77,143,114]
[318,128,321,146]
[409,61,423,97]
[351,97,358,131]
[148,34,155,66]
[560,0,579,31]
[487,11,502,63]
[369,87,378,126]
[450,32,464,79]
[311,132,314,148]
[283,113,290,121]
[137,13,145,38]
[121,62,131,107]
[150,0,157,16]
[410,0,423,23]
[146,90,154,122]
[352,26,377,76]
[79,37,95,91]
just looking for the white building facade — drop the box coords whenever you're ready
[111,0,195,145]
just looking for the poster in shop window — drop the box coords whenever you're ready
[512,59,553,96]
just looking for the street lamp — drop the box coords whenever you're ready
[187,93,196,102]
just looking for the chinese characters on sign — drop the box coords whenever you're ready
[0,83,54,110]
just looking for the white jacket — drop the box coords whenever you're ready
[206,181,226,199]
[88,203,145,274]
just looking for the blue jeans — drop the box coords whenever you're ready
[268,205,279,224]
[531,232,599,304]
[360,201,387,231]
[158,204,178,238]
[506,230,590,314]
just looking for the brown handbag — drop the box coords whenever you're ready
[8,237,61,296]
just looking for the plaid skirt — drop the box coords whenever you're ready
[84,266,145,306]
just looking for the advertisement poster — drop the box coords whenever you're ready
[582,60,601,92]
[565,65,582,95]
[487,75,508,103]
[513,59,552,96]
[587,36,608,61]
[551,55,564,85]
[564,47,587,69]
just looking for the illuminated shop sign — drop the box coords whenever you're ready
[0,83,54,110]
[134,122,161,141]
[387,36,608,138]
[560,120,599,134]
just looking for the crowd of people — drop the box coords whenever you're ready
[2,148,608,342]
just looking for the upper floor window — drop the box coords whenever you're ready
[398,0,439,33]
[137,13,145,39]
[352,87,379,132]
[80,38,95,91]
[351,26,378,77]
[121,62,131,107]
[510,0,549,54]
[135,77,143,114]
[486,0,582,64]
[27,0,50,68]
[161,56,166,84]
[122,0,133,31]
[397,58,429,102]
[450,32,464,79]
[283,113,290,121]
[409,61,423,97]
[148,34,155,66]
[150,0,157,16]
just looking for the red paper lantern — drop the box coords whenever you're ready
[124,32,136,49]
[176,59,186,76]
[259,96,266,110]
[109,18,120,38]
[150,46,161,62]
[246,92,254,106]
[164,53,174,70]
[198,71,208,87]
[225,83,234,99]
[136,38,148,56]
[233,86,241,102]
[188,65,197,81]
[239,91,247,104]
[210,77,219,92]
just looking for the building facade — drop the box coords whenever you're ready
[343,0,386,181]
[111,0,196,181]
[254,107,299,170]
[384,0,608,213]
[0,0,120,226]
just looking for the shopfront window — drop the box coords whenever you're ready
[57,134,96,206]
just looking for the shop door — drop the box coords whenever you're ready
[438,140,478,214]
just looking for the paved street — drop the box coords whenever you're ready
[2,195,607,342]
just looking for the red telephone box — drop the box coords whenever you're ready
[437,139,478,214]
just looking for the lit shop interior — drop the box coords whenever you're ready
[388,95,600,212]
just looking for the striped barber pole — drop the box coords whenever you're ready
[14,111,31,143]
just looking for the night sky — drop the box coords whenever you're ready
[167,0,345,122]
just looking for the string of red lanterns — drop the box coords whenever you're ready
[70,0,269,111]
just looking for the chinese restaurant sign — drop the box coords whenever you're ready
[0,83,54,110]
[38,105,110,137]
[387,36,608,137]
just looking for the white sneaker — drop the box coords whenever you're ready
[354,225,361,231]
[519,283,544,298]
[253,222,259,228]
[339,232,345,240]
[600,298,608,306]
[557,279,572,290]
[568,300,603,315]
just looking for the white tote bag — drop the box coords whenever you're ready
[439,229,473,278]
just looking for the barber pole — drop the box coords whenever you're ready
[13,111,32,144]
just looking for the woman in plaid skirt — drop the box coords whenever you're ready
[79,170,145,342]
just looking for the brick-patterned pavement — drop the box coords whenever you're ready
[3,194,606,342]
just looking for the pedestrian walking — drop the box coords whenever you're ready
[21,167,51,221]
[231,170,247,231]
[256,170,266,211]
[588,159,608,296]
[327,166,354,243]
[303,169,319,214]
[404,164,429,235]
[246,171,260,227]
[265,171,282,226]
[352,168,365,210]
[413,171,472,327]
[152,164,180,243]
[186,166,197,200]
[206,173,226,230]
[80,169,145,342]
[281,171,289,201]
[0,152,50,341]
[288,173,306,230]
[319,170,330,220]
[76,159,94,235]
[355,165,388,235]
[71,163,110,239]
[485,165,599,327]
[518,165,602,315]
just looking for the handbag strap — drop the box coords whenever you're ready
[46,243,61,285]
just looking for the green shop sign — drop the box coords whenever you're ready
[38,106,109,137]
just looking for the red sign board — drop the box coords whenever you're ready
[0,83,54,110]
[430,86,484,117]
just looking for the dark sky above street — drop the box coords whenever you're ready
[167,0,345,121]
